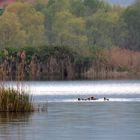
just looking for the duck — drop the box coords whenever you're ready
[78,96,97,101]
[104,97,109,101]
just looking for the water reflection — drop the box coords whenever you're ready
[0,112,32,124]
[0,112,32,140]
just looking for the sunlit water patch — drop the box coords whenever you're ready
[4,80,140,103]
[30,80,140,95]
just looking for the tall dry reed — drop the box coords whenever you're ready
[0,50,34,112]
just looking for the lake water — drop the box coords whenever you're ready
[1,80,140,140]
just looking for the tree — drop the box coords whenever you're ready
[69,0,110,17]
[32,0,48,13]
[45,0,70,44]
[109,6,128,48]
[5,2,46,47]
[83,0,110,16]
[123,0,140,50]
[69,0,86,17]
[86,8,128,48]
[0,12,26,48]
[52,10,87,47]
[86,10,112,48]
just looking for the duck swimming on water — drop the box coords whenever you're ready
[78,96,97,101]
[104,97,109,101]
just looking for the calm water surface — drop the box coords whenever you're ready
[1,80,140,140]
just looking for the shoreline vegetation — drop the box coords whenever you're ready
[0,46,140,81]
[0,0,140,80]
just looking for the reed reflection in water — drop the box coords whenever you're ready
[0,112,32,140]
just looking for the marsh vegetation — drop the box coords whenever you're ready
[0,86,34,112]
[0,0,140,80]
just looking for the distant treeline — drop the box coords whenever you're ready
[0,0,140,80]
[0,0,140,50]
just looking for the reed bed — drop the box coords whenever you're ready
[0,86,34,112]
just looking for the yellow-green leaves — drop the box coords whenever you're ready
[1,2,46,48]
[53,10,87,46]
[0,12,26,48]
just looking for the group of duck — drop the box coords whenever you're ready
[78,96,109,101]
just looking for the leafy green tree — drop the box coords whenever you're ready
[45,0,111,46]
[86,7,128,48]
[109,6,128,48]
[123,0,140,50]
[86,10,112,48]
[69,0,110,17]
[83,0,110,16]
[0,12,26,48]
[6,2,46,47]
[52,10,87,46]
[69,0,86,17]
[32,0,48,13]
[45,0,70,44]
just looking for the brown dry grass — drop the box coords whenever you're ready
[84,47,140,79]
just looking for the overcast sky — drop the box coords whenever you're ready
[105,0,134,6]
